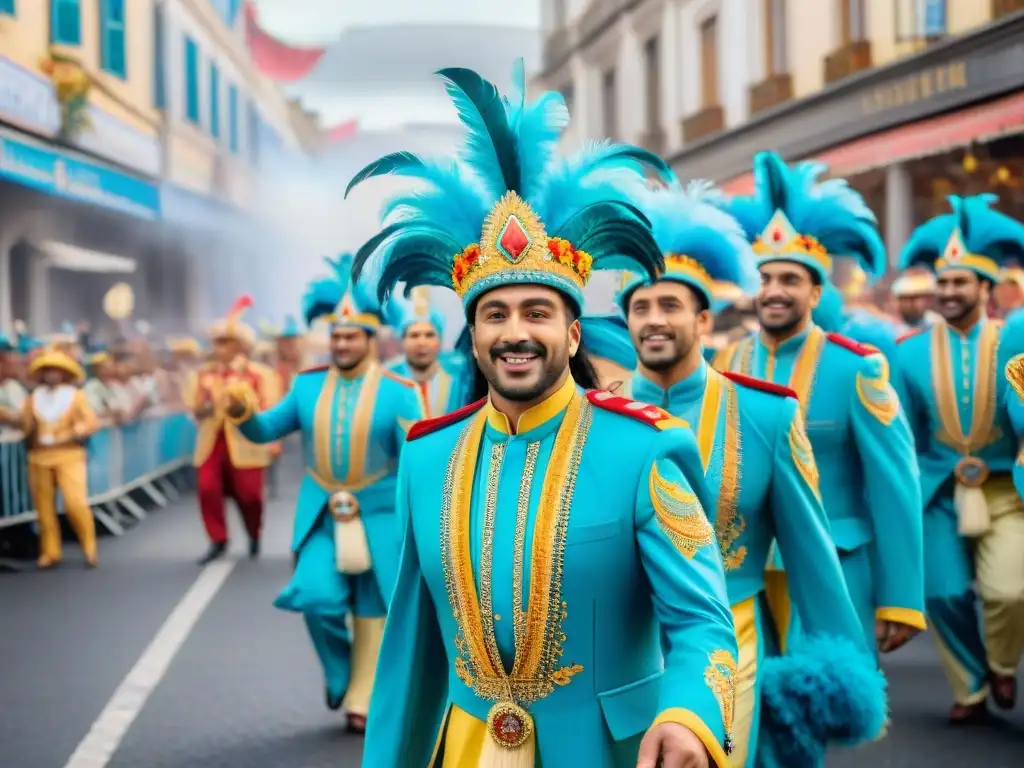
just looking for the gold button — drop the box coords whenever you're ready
[494,614,501,621]
[962,379,971,389]
[962,396,970,404]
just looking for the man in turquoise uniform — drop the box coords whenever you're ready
[812,282,901,376]
[348,63,736,767]
[387,286,469,416]
[224,254,424,732]
[711,152,927,657]
[617,182,884,768]
[895,194,1024,721]
[892,269,940,331]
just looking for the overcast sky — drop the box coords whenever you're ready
[251,0,541,45]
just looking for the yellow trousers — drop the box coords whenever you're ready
[343,616,384,716]
[28,448,97,566]
[975,476,1024,676]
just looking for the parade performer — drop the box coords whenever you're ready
[616,181,883,768]
[895,194,1024,721]
[186,296,281,565]
[812,282,901,375]
[892,269,940,330]
[224,255,425,732]
[348,61,736,768]
[21,348,99,568]
[711,152,926,656]
[387,286,469,416]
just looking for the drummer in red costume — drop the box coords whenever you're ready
[186,296,282,565]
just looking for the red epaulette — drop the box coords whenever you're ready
[586,390,674,428]
[298,364,329,375]
[826,332,874,357]
[896,327,927,345]
[720,370,797,399]
[407,398,487,441]
[381,368,417,388]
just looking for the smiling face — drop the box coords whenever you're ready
[936,268,988,324]
[402,321,441,372]
[469,285,580,403]
[755,261,822,335]
[627,280,712,372]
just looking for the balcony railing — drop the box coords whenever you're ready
[823,40,873,85]
[680,106,725,143]
[748,73,794,116]
[993,0,1024,17]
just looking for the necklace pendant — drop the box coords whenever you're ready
[486,700,534,749]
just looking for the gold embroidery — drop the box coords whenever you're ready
[649,461,715,558]
[312,367,339,481]
[716,378,746,570]
[789,409,821,500]
[697,371,724,470]
[433,368,453,417]
[787,326,827,415]
[931,322,1001,455]
[705,649,738,749]
[512,442,541,650]
[441,394,591,706]
[1006,354,1024,400]
[855,354,899,425]
[312,364,383,485]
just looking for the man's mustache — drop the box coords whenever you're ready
[489,340,546,361]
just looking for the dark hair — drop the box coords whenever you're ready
[624,279,710,314]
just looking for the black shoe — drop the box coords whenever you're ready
[248,539,261,560]
[326,688,344,711]
[197,542,227,566]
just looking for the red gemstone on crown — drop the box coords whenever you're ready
[772,229,782,242]
[499,215,530,263]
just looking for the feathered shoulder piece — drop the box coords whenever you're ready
[715,152,884,285]
[901,194,1023,283]
[345,59,674,313]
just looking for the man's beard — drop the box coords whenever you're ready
[938,296,977,324]
[636,328,695,372]
[407,355,436,374]
[481,339,567,403]
[333,350,367,371]
[756,298,804,335]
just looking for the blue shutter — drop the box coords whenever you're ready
[209,64,220,139]
[228,84,239,153]
[923,0,946,38]
[153,4,165,108]
[100,0,126,78]
[51,0,81,45]
[184,36,200,124]
[0,1,15,17]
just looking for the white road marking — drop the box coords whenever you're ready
[63,560,237,768]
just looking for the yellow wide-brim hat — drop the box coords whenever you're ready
[29,349,85,383]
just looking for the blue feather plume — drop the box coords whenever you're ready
[346,63,670,311]
[718,152,886,280]
[301,276,342,327]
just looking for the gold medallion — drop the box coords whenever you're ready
[485,701,534,749]
[954,456,989,488]
[329,491,360,522]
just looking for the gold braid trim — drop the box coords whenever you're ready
[1006,353,1024,401]
[705,649,738,746]
[788,409,821,500]
[649,461,715,559]
[855,354,899,426]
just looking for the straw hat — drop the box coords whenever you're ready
[29,348,85,383]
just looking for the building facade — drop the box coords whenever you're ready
[536,0,1024,279]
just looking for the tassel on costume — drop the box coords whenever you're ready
[755,634,888,768]
[330,491,373,574]
[478,704,536,768]
[954,483,991,537]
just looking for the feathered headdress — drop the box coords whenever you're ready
[716,152,885,284]
[891,270,937,297]
[617,180,759,313]
[388,285,447,338]
[209,295,256,347]
[301,253,383,332]
[899,194,1024,283]
[345,60,672,313]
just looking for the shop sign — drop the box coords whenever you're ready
[75,109,161,177]
[0,56,61,136]
[0,129,160,220]
[670,15,1024,182]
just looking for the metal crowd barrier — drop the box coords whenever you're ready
[0,410,196,535]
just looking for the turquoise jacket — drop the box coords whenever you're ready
[714,325,926,626]
[386,357,469,418]
[363,380,737,767]
[896,319,1023,515]
[234,363,425,602]
[624,364,862,632]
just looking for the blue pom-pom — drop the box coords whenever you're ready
[755,634,888,768]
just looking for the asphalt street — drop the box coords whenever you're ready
[1,455,1022,768]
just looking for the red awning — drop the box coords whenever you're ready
[244,1,326,83]
[718,89,1024,194]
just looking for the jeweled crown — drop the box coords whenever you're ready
[936,227,998,277]
[451,192,593,299]
[664,254,713,294]
[752,209,832,272]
